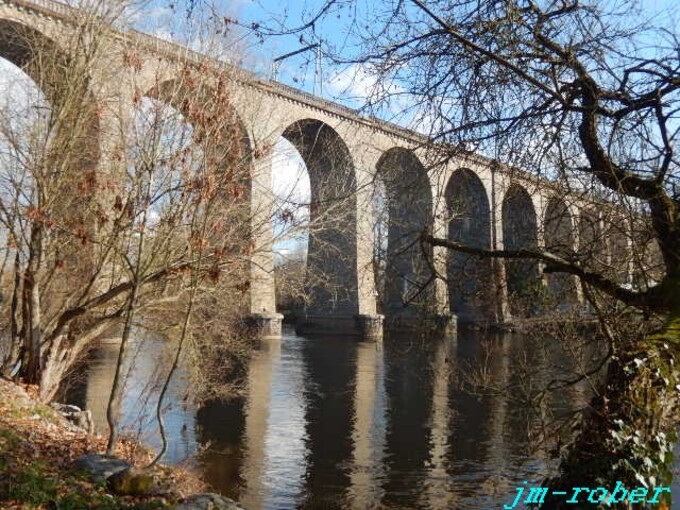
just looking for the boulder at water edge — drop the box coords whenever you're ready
[74,453,132,483]
[107,466,155,496]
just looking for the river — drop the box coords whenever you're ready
[62,326,680,509]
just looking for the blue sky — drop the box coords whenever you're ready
[132,0,379,106]
[133,0,680,107]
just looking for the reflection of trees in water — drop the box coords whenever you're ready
[195,397,246,503]
[468,327,607,467]
[59,335,197,460]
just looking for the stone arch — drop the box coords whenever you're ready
[0,16,101,180]
[281,118,359,316]
[142,77,254,215]
[137,77,257,310]
[0,18,66,91]
[0,17,101,289]
[445,168,493,322]
[0,18,100,165]
[145,77,253,168]
[375,147,434,319]
[544,197,578,303]
[502,184,540,316]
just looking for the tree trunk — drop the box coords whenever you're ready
[21,225,43,385]
[37,319,121,403]
[1,251,23,376]
[541,313,679,509]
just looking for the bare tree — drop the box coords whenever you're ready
[0,0,259,413]
[253,0,680,505]
[0,4,121,395]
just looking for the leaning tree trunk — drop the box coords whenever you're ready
[541,313,679,509]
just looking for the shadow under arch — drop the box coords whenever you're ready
[281,118,359,322]
[375,147,434,322]
[502,183,540,316]
[544,197,579,304]
[578,207,607,273]
[445,168,493,322]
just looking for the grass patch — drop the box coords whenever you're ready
[0,427,19,445]
[4,461,58,505]
[1,459,172,509]
[33,403,58,421]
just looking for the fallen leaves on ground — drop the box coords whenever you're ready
[0,378,206,509]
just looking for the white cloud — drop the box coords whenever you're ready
[325,63,438,135]
[326,63,381,102]
[0,59,46,105]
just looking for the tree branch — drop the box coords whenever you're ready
[408,0,566,105]
[424,234,655,310]
[45,258,202,344]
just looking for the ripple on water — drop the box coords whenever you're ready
[62,326,680,509]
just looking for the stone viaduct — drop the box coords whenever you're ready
[0,0,642,340]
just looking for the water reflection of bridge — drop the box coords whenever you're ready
[194,327,594,509]
[67,326,679,508]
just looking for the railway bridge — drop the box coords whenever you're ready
[0,0,642,339]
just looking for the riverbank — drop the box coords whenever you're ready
[0,377,206,509]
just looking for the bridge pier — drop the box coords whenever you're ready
[355,314,385,340]
[383,312,457,338]
[295,314,384,340]
[492,211,512,326]
[249,312,285,340]
[248,143,282,339]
